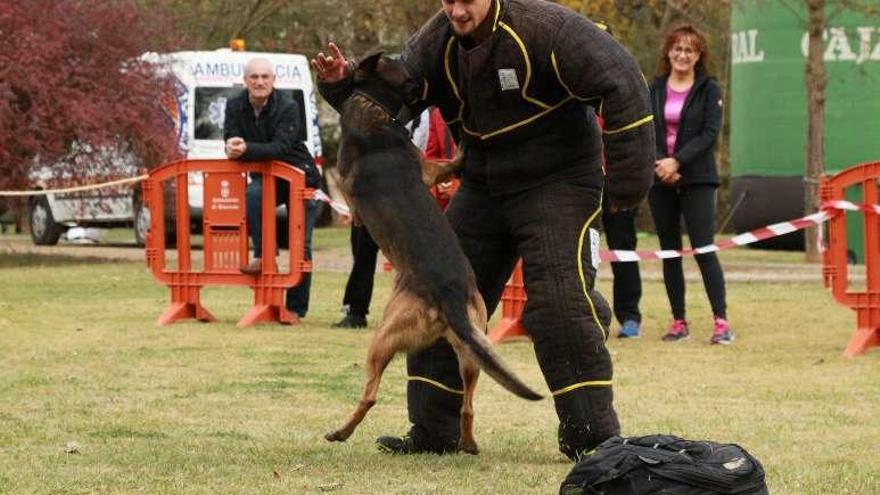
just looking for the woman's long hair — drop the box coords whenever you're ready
[657,23,710,77]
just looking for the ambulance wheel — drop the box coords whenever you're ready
[133,188,176,247]
[29,195,64,246]
[133,192,149,247]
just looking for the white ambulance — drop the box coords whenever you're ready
[28,49,322,246]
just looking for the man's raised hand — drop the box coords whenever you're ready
[311,43,351,83]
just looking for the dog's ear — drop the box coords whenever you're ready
[372,55,422,105]
[357,52,384,75]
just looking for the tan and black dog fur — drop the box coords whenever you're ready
[323,53,542,454]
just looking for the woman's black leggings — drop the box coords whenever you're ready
[648,184,726,320]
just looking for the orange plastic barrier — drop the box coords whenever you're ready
[488,259,530,343]
[820,160,880,356]
[143,159,312,327]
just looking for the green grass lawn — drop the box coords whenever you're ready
[0,250,878,494]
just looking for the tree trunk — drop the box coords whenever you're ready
[804,0,826,262]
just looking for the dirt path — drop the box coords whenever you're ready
[0,237,361,272]
[1,237,837,283]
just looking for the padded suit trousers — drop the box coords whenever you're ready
[404,176,619,459]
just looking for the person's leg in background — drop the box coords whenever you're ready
[333,224,379,328]
[602,202,642,338]
[245,176,264,262]
[243,175,289,274]
[286,197,317,319]
[376,183,518,454]
[648,185,691,341]
[680,185,733,344]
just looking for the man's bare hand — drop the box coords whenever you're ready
[311,43,351,83]
[226,137,246,159]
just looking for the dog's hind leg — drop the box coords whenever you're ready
[450,291,488,454]
[456,351,481,455]
[324,337,394,443]
[325,289,419,443]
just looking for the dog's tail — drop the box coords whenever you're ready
[443,298,543,401]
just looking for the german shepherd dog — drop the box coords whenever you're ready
[323,53,542,454]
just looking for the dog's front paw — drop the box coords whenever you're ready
[458,440,479,455]
[324,430,348,442]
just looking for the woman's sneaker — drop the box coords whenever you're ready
[710,317,735,345]
[661,319,689,342]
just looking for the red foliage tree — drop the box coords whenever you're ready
[0,0,182,192]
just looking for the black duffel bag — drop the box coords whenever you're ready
[559,434,769,495]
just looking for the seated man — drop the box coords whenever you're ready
[224,58,323,324]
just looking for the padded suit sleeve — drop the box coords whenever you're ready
[400,12,453,120]
[317,61,357,113]
[552,15,655,209]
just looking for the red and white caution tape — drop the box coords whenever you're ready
[599,203,858,263]
[314,189,351,217]
[1,172,355,219]
[2,173,873,261]
[0,175,148,197]
[823,199,880,215]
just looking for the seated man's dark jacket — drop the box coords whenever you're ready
[223,90,321,188]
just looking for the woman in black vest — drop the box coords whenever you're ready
[648,24,733,345]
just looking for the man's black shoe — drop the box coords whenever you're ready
[331,313,367,329]
[376,434,457,455]
[376,435,418,454]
